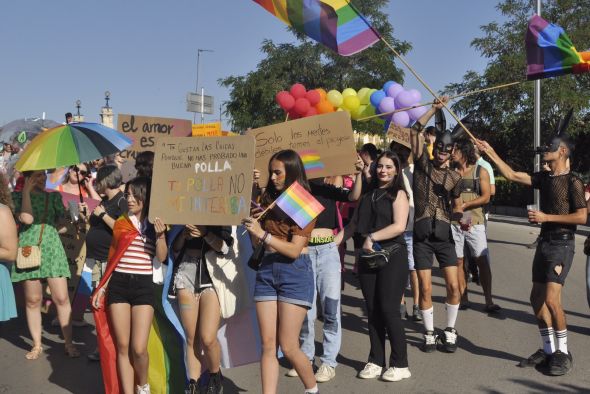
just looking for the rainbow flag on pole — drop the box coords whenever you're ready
[252,0,381,56]
[526,14,590,80]
[275,181,325,228]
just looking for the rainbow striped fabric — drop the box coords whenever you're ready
[275,181,325,228]
[253,0,380,56]
[526,14,590,80]
[299,149,325,174]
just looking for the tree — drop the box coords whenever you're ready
[219,0,411,132]
[445,0,590,175]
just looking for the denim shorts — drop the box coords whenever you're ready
[532,239,575,285]
[254,253,314,308]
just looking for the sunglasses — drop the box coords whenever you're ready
[72,166,88,177]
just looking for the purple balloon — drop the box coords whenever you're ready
[392,111,410,127]
[378,97,396,119]
[386,84,404,99]
[383,81,397,91]
[394,90,415,109]
[407,89,421,103]
[408,105,428,121]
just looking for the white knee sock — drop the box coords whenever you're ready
[445,303,459,329]
[421,307,434,332]
[540,327,556,355]
[555,329,568,354]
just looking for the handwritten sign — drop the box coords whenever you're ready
[386,123,412,149]
[59,222,87,267]
[192,122,222,137]
[247,112,357,187]
[116,114,192,181]
[149,136,255,225]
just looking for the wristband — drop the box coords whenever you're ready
[263,233,273,245]
[98,212,106,220]
[261,231,269,243]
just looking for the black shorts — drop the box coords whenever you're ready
[107,271,155,307]
[532,239,575,285]
[413,236,457,270]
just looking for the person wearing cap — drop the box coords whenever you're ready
[407,97,465,354]
[477,114,587,376]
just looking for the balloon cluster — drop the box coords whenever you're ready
[325,88,377,120]
[276,83,336,120]
[369,81,428,127]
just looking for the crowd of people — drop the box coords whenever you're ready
[0,100,589,394]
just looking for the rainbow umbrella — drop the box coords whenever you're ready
[15,122,132,172]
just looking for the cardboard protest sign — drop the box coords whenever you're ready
[386,123,412,149]
[149,136,255,225]
[60,222,87,270]
[193,122,222,137]
[247,112,357,187]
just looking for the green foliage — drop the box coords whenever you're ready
[219,0,410,132]
[444,0,590,174]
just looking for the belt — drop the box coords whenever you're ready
[541,232,574,241]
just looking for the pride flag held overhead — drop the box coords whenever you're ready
[275,181,325,229]
[526,14,590,80]
[253,0,381,56]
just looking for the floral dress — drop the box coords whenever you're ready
[11,191,70,281]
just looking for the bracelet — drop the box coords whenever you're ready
[263,233,273,245]
[260,231,269,243]
[98,212,107,220]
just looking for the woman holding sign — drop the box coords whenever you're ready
[335,151,411,383]
[242,149,318,394]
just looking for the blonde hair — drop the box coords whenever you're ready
[0,173,14,212]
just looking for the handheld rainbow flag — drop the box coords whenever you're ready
[526,14,590,80]
[275,181,325,228]
[252,0,381,56]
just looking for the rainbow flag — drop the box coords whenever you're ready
[299,149,325,174]
[252,0,381,56]
[526,14,590,80]
[275,181,324,228]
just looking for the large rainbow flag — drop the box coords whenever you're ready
[526,14,590,80]
[252,0,381,56]
[275,181,325,228]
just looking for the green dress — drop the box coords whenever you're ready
[11,191,71,282]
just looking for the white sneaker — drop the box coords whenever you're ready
[286,368,299,377]
[136,383,150,394]
[315,363,335,383]
[381,367,411,382]
[358,362,382,379]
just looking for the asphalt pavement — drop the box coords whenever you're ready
[1,220,589,393]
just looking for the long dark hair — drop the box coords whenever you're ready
[453,137,477,166]
[125,176,151,219]
[369,150,406,201]
[260,149,310,206]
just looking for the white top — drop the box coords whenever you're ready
[402,164,415,231]
[477,157,495,185]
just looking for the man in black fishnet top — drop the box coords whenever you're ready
[477,134,586,376]
[408,97,464,354]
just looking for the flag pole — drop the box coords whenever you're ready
[357,81,523,122]
[378,37,478,140]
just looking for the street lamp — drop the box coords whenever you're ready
[75,99,82,117]
[194,48,214,123]
[105,91,111,108]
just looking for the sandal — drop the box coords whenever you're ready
[485,304,501,314]
[25,345,44,360]
[64,343,80,358]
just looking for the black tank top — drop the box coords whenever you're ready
[356,188,405,247]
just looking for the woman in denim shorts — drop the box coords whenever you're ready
[242,149,318,394]
[169,224,233,394]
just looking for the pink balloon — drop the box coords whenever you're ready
[290,83,307,99]
[408,105,428,121]
[305,90,321,106]
[394,90,415,108]
[386,83,404,98]
[378,97,396,114]
[294,98,311,115]
[278,93,295,111]
[392,111,410,127]
[304,107,318,117]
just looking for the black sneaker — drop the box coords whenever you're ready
[439,327,458,353]
[187,379,199,394]
[206,372,223,394]
[518,349,548,368]
[548,350,573,376]
[422,331,437,353]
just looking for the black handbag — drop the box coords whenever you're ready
[360,243,401,270]
[247,241,265,271]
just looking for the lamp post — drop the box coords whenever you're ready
[194,48,214,123]
[76,99,81,117]
[533,0,541,208]
[105,90,111,108]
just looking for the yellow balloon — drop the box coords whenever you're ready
[343,95,360,112]
[342,88,357,98]
[357,88,371,105]
[327,90,343,107]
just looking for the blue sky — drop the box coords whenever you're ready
[0,1,514,130]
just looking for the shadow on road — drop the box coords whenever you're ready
[487,238,532,247]
[478,378,589,393]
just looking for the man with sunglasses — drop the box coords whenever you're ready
[408,97,464,354]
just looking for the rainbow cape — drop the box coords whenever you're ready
[92,215,185,394]
[253,0,381,56]
[275,181,325,228]
[526,14,590,80]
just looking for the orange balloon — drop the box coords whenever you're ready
[316,88,327,101]
[316,100,335,114]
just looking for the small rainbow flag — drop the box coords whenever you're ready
[275,181,325,229]
[526,14,590,80]
[299,149,325,174]
[252,0,381,56]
